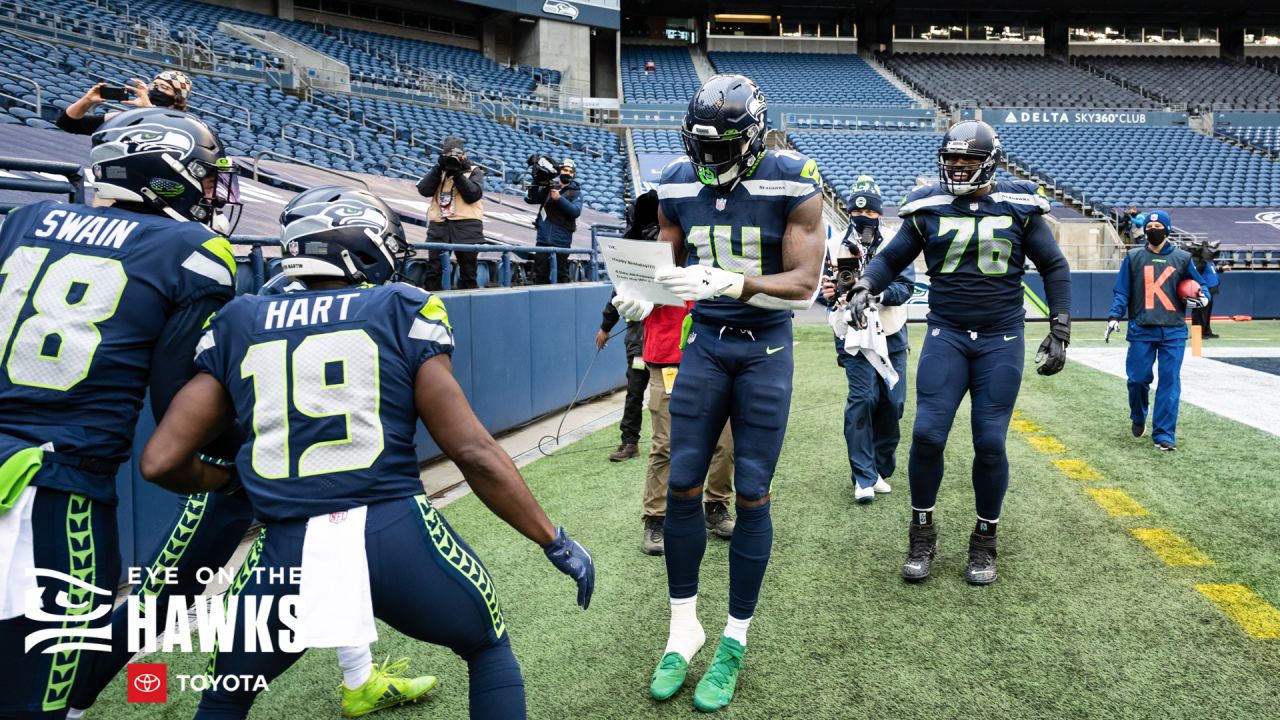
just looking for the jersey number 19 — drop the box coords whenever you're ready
[240,329,385,479]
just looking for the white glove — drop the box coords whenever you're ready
[655,265,745,302]
[1104,319,1120,343]
[828,307,849,339]
[1185,291,1209,310]
[611,294,653,322]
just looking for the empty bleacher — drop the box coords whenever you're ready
[880,53,1156,110]
[1217,126,1280,155]
[621,45,700,102]
[631,129,682,154]
[1079,57,1280,112]
[999,125,1280,208]
[708,52,913,107]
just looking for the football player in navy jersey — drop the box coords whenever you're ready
[69,191,441,720]
[847,120,1072,586]
[612,74,825,712]
[139,187,594,720]
[0,108,239,719]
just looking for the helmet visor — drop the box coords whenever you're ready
[680,130,742,169]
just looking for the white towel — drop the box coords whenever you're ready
[843,307,900,390]
[297,506,377,648]
[0,486,38,620]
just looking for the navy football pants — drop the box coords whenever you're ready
[0,487,118,719]
[909,325,1025,521]
[69,490,255,710]
[194,495,522,720]
[665,320,792,619]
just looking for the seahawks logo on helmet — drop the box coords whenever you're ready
[116,125,196,156]
[317,201,389,232]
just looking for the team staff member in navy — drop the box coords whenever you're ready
[1105,210,1209,451]
[524,158,583,284]
[818,177,915,504]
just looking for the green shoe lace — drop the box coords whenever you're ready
[657,653,685,673]
[694,639,744,712]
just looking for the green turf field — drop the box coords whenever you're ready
[102,321,1280,719]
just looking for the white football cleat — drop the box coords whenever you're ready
[854,484,876,503]
[873,476,892,494]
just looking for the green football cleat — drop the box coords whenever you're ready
[650,652,690,701]
[693,637,745,713]
[341,657,438,718]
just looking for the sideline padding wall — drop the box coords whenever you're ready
[115,282,625,575]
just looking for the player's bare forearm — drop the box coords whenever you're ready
[416,356,557,545]
[740,194,824,302]
[657,205,686,264]
[141,373,234,493]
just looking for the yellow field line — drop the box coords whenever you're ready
[1130,528,1212,566]
[1024,436,1067,454]
[1009,419,1042,434]
[1052,459,1103,481]
[1084,487,1150,516]
[1195,584,1280,639]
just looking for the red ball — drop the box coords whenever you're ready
[1178,278,1201,300]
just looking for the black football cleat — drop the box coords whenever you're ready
[1131,423,1145,438]
[965,532,998,585]
[1155,440,1177,452]
[902,523,938,582]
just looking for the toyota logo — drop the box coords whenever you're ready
[133,673,161,693]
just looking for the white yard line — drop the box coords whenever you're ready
[1070,347,1280,437]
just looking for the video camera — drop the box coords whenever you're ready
[527,154,559,187]
[832,225,873,304]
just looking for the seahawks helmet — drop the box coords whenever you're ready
[681,74,767,188]
[90,107,240,234]
[937,120,1003,196]
[278,185,408,285]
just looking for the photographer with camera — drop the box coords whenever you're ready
[819,178,916,504]
[417,135,486,290]
[524,155,583,285]
[57,71,193,135]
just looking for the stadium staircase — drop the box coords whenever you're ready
[689,45,715,84]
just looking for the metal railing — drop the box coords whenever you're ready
[225,238,603,293]
[251,149,369,190]
[384,153,430,181]
[0,68,40,117]
[282,121,356,160]
[0,155,84,203]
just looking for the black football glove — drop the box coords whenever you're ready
[1035,313,1070,376]
[846,280,874,330]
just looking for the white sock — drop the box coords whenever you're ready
[337,645,373,689]
[66,710,86,720]
[724,614,752,646]
[664,595,705,662]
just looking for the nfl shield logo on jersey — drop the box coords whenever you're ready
[715,197,727,212]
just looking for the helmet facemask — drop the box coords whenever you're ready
[682,74,767,189]
[681,127,762,188]
[937,139,1001,196]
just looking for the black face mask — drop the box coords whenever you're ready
[851,215,880,240]
[559,174,573,184]
[1144,227,1168,246]
[148,89,176,107]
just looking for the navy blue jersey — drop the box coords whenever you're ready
[0,201,235,502]
[194,282,453,521]
[863,180,1069,332]
[658,149,821,329]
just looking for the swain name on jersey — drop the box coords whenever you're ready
[32,208,140,249]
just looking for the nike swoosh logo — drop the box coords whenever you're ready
[1003,335,1018,341]
[766,346,784,355]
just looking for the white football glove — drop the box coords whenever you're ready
[1185,291,1209,310]
[1104,319,1120,343]
[611,294,653,322]
[655,265,745,302]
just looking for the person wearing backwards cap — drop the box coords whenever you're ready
[819,176,916,502]
[1105,210,1210,451]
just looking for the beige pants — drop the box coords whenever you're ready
[643,365,734,518]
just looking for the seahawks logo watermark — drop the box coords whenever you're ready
[1235,211,1280,234]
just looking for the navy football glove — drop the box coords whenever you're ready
[1035,313,1070,376]
[846,280,874,330]
[543,527,594,609]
